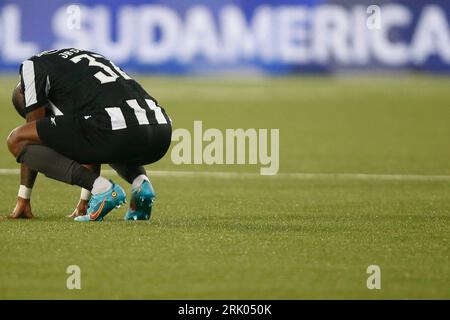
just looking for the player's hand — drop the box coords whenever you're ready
[68,199,89,218]
[9,197,34,219]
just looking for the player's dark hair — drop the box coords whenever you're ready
[12,82,26,119]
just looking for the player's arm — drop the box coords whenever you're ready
[10,58,49,218]
[9,80,43,218]
[21,107,46,184]
[22,105,47,185]
[9,104,47,219]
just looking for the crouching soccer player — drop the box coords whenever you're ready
[7,48,172,222]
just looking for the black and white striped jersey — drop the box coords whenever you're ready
[19,48,170,129]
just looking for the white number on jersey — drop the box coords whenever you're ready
[69,53,165,129]
[70,53,131,84]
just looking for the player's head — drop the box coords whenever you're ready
[12,82,26,119]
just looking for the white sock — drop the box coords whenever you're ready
[80,188,91,201]
[91,177,113,195]
[132,174,149,190]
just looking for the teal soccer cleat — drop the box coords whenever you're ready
[74,182,126,222]
[124,180,155,221]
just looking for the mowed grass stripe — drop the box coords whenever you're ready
[2,168,450,181]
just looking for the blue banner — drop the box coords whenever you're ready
[0,0,449,73]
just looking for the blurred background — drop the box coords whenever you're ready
[0,0,449,299]
[0,0,449,74]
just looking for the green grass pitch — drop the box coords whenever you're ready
[0,75,449,299]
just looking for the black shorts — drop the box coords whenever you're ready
[36,115,172,166]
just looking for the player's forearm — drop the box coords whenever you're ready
[13,158,36,218]
[18,108,45,198]
[20,164,38,189]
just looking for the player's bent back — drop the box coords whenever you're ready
[20,48,172,165]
